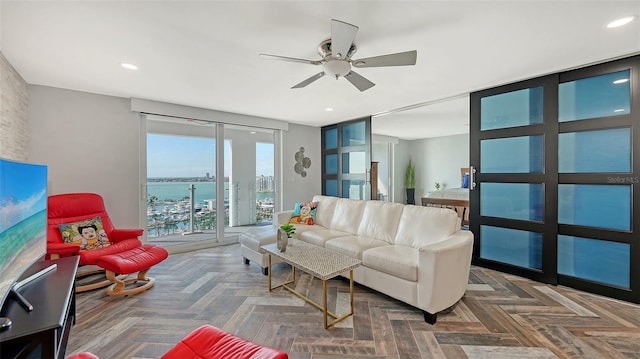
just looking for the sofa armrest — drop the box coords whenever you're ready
[417,230,474,314]
[274,210,294,227]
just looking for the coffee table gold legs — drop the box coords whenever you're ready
[266,255,355,329]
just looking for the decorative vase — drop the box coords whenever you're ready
[277,228,289,252]
[406,188,415,205]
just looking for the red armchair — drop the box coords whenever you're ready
[162,325,288,359]
[68,325,288,359]
[47,193,143,292]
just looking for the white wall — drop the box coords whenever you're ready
[409,133,470,198]
[281,123,321,211]
[27,85,321,228]
[393,139,410,204]
[28,85,141,228]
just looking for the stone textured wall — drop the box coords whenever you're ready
[0,52,29,161]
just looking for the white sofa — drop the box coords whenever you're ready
[240,195,474,324]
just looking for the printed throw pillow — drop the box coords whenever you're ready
[289,201,319,225]
[58,216,111,251]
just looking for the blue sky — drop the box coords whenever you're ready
[0,159,47,231]
[147,134,274,178]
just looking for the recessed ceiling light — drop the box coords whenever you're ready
[613,78,629,84]
[250,131,256,134]
[325,108,334,112]
[606,16,636,28]
[120,62,138,70]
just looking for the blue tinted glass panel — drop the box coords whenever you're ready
[558,184,630,230]
[325,179,338,197]
[559,70,631,122]
[481,183,543,221]
[480,226,542,269]
[559,128,631,173]
[481,136,543,173]
[342,152,366,174]
[342,121,366,146]
[481,87,543,130]
[558,235,629,288]
[325,128,338,149]
[325,154,338,174]
[342,180,365,199]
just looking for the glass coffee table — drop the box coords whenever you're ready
[261,240,361,329]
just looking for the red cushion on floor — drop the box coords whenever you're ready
[95,244,168,274]
[161,325,288,359]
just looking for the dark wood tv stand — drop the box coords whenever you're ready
[0,256,79,359]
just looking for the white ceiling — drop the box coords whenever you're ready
[1,1,639,140]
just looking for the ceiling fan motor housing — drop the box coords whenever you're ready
[317,39,357,59]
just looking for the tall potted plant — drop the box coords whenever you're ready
[405,160,415,204]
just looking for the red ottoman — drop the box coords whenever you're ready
[95,244,168,296]
[162,325,288,359]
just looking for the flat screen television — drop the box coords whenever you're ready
[0,158,47,313]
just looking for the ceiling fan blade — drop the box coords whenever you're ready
[344,71,375,92]
[331,19,358,60]
[352,50,417,68]
[259,53,322,65]
[292,71,326,89]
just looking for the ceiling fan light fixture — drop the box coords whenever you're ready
[323,59,351,78]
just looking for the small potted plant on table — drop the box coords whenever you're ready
[278,223,296,252]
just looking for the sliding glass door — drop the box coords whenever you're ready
[143,116,278,250]
[470,55,639,303]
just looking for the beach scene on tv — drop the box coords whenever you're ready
[0,159,47,306]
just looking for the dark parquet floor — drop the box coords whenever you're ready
[67,243,640,359]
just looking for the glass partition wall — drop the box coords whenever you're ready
[470,55,639,303]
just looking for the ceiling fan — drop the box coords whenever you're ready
[259,19,417,92]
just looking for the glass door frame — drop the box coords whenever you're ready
[470,74,559,285]
[321,117,372,199]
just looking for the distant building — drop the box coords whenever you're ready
[256,175,274,192]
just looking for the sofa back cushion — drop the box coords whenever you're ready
[394,205,459,248]
[329,198,367,234]
[312,195,339,228]
[358,201,404,243]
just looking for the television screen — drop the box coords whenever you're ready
[0,158,47,310]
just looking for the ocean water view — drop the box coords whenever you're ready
[147,181,273,204]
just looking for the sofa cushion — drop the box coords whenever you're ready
[290,223,323,236]
[298,228,351,247]
[312,195,339,228]
[394,206,459,249]
[329,198,366,234]
[325,236,389,260]
[358,201,404,244]
[362,245,418,282]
